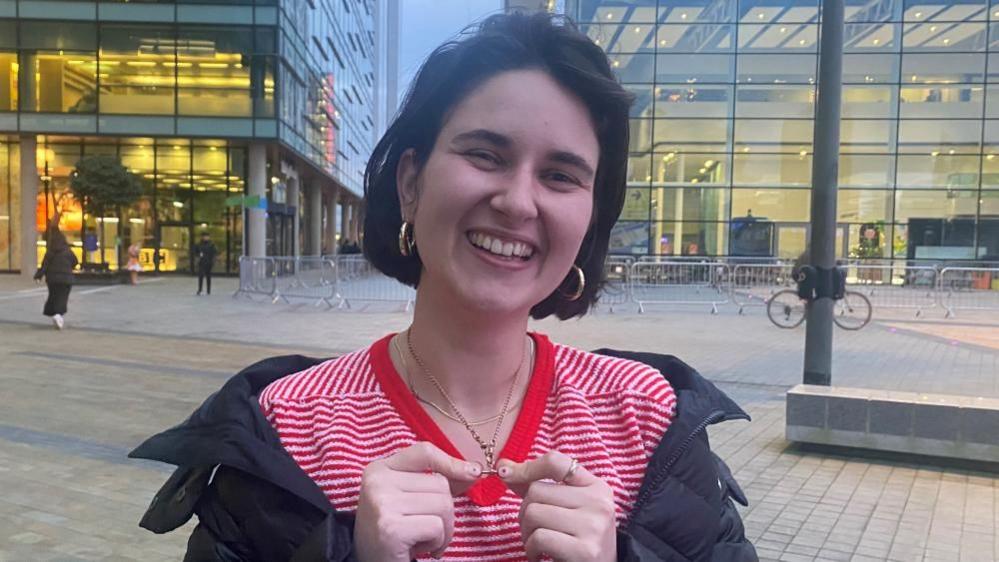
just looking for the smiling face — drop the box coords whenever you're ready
[397,69,600,316]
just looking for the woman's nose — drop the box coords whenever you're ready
[489,169,538,223]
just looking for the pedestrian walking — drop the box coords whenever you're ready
[33,228,78,330]
[126,242,142,285]
[133,12,757,562]
[192,232,217,295]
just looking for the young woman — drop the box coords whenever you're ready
[34,228,78,330]
[132,12,757,562]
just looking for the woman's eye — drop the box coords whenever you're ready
[467,151,500,164]
[547,171,580,186]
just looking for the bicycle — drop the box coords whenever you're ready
[766,266,873,330]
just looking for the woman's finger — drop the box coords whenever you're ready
[499,451,595,497]
[399,492,455,555]
[385,441,481,495]
[519,501,579,543]
[392,470,452,494]
[523,526,576,562]
[520,480,589,510]
[400,514,447,560]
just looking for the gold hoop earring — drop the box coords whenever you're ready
[398,221,416,257]
[563,265,585,301]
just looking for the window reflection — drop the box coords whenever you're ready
[176,28,253,117]
[0,53,16,111]
[20,53,97,113]
[99,25,175,115]
[652,85,731,118]
[733,154,813,187]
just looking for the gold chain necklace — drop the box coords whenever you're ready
[392,336,526,427]
[404,329,528,470]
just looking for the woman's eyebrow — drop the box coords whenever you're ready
[450,129,512,148]
[451,128,595,178]
[549,150,595,180]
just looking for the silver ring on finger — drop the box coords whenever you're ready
[559,458,579,484]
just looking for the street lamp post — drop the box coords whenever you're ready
[803,0,845,386]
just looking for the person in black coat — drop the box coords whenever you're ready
[193,232,218,295]
[131,352,757,561]
[132,12,759,561]
[33,228,79,330]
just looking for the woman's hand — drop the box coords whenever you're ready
[353,442,482,562]
[498,451,617,562]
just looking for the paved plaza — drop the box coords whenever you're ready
[0,274,997,561]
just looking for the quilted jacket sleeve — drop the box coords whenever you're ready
[615,436,758,562]
[162,466,357,562]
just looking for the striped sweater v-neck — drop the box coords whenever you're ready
[259,332,677,562]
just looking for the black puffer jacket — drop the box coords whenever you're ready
[34,246,78,285]
[130,351,758,562]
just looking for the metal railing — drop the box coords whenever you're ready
[235,257,278,301]
[598,257,634,312]
[938,267,999,317]
[333,255,416,310]
[271,256,338,308]
[730,262,796,313]
[235,255,999,319]
[630,260,731,313]
[842,263,940,316]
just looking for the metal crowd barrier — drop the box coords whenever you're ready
[629,260,731,314]
[938,267,999,317]
[235,255,999,319]
[598,257,634,312]
[271,256,338,308]
[729,263,796,313]
[235,257,278,301]
[334,255,416,310]
[843,263,940,316]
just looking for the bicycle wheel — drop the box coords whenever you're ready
[767,289,806,329]
[833,291,872,330]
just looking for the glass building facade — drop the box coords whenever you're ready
[0,0,377,274]
[558,0,999,262]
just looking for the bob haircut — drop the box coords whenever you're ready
[362,11,633,320]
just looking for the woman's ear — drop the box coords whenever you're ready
[396,148,420,221]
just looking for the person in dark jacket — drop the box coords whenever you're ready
[33,227,79,330]
[131,352,757,562]
[193,232,218,296]
[133,12,758,561]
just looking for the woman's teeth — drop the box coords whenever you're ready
[468,232,534,260]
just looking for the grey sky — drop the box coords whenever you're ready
[398,0,503,104]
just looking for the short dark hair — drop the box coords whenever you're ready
[362,11,633,320]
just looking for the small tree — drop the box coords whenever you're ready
[70,155,143,265]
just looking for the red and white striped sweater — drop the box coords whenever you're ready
[259,333,677,562]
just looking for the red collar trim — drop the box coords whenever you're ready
[370,332,554,506]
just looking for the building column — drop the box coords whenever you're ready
[326,189,339,255]
[350,201,361,245]
[308,183,322,256]
[340,199,351,244]
[247,142,267,258]
[19,135,38,279]
[286,176,300,257]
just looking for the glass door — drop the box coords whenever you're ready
[158,225,190,272]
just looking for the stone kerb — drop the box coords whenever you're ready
[786,384,999,463]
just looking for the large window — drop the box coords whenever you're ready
[6,21,274,118]
[99,25,176,115]
[18,22,97,113]
[574,0,997,260]
[0,141,16,271]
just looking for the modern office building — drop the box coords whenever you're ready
[509,0,999,262]
[0,0,383,276]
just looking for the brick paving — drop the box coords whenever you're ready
[0,275,997,561]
